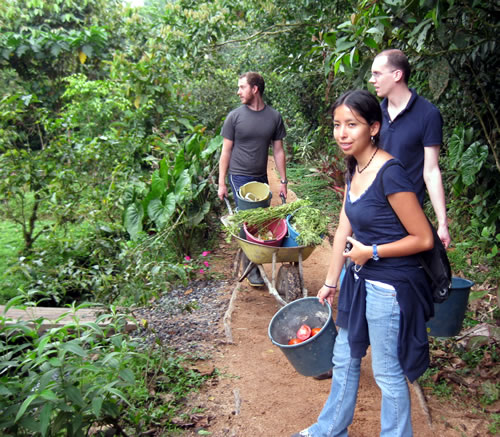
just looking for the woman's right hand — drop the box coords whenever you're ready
[317,285,336,307]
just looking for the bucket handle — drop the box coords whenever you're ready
[223,196,233,216]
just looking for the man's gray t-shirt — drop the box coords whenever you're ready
[222,105,286,177]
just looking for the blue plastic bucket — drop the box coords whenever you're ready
[426,276,474,337]
[268,297,337,376]
[282,215,299,247]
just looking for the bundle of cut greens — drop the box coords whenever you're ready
[288,206,330,246]
[223,199,329,246]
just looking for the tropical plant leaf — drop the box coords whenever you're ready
[92,396,103,418]
[174,169,191,201]
[460,142,488,186]
[15,394,37,423]
[150,171,166,198]
[201,135,223,159]
[147,193,176,229]
[124,202,144,240]
[39,403,52,437]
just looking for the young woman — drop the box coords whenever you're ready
[292,90,434,437]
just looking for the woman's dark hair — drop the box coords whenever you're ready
[331,89,382,181]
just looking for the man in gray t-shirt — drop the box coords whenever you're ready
[218,72,288,286]
[218,72,288,203]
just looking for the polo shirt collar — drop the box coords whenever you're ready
[381,88,419,120]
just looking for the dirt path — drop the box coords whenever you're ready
[181,158,488,437]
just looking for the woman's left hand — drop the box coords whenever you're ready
[343,236,372,266]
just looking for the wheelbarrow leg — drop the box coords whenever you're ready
[298,250,308,297]
[233,248,242,279]
[238,259,256,282]
[256,264,287,307]
[271,251,277,291]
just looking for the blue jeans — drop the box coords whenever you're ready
[228,174,268,209]
[304,281,412,437]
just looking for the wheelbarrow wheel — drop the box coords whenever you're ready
[277,264,302,303]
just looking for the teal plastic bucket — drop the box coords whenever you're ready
[426,277,474,337]
[282,215,299,247]
[268,297,337,376]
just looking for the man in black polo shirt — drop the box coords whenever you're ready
[370,49,451,248]
[218,72,288,286]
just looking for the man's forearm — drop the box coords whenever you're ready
[273,141,287,180]
[425,170,448,227]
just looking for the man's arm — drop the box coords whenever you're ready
[218,138,233,200]
[423,145,451,248]
[272,139,287,199]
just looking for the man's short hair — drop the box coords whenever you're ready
[240,72,265,95]
[377,49,411,84]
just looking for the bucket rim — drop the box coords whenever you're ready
[237,181,271,201]
[243,218,287,244]
[268,297,332,348]
[451,276,475,289]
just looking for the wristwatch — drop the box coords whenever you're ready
[372,244,380,261]
[280,179,288,185]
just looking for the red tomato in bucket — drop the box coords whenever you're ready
[288,338,302,345]
[296,324,312,341]
[311,327,321,336]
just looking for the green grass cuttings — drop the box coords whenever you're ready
[286,163,343,222]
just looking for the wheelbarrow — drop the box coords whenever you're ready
[221,197,317,306]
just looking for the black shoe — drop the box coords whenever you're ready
[313,369,333,380]
[246,267,265,287]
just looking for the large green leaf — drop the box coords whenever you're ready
[173,150,186,179]
[185,133,202,157]
[448,127,466,170]
[201,135,223,159]
[159,157,169,184]
[174,169,191,201]
[459,142,488,186]
[186,201,211,227]
[124,202,144,240]
[147,192,176,229]
[150,170,166,198]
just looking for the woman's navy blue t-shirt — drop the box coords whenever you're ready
[345,159,420,268]
[340,158,433,381]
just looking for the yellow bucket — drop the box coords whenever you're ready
[238,182,270,202]
[236,182,271,210]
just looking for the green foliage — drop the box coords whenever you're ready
[0,300,210,436]
[122,132,222,256]
[0,221,24,302]
[289,206,330,246]
[489,414,500,435]
[224,199,312,236]
[286,163,344,219]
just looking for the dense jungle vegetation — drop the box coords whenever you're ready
[0,0,498,435]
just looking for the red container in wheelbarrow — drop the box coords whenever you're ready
[268,297,337,377]
[243,218,287,247]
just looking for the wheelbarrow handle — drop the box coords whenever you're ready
[223,195,233,216]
